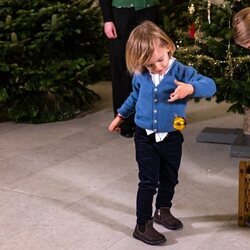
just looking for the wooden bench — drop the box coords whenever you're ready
[238,161,250,226]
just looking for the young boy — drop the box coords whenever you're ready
[109,21,216,245]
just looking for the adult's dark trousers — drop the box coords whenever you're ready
[134,126,184,225]
[108,6,159,132]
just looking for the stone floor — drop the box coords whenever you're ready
[0,81,249,250]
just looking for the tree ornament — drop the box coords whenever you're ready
[188,22,196,39]
[188,3,195,15]
[207,0,211,24]
[194,17,203,45]
[173,116,186,131]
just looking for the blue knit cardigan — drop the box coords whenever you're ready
[117,60,217,132]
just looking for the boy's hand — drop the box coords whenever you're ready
[108,116,123,132]
[168,80,194,102]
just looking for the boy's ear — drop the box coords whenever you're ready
[166,46,171,53]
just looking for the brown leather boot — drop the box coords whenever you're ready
[154,207,183,230]
[133,220,166,245]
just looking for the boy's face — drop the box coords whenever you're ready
[145,45,170,75]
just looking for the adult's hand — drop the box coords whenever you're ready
[104,22,117,39]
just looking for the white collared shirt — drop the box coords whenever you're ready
[146,57,176,142]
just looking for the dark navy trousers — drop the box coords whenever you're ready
[134,126,184,225]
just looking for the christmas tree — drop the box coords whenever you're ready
[161,0,250,134]
[0,0,103,123]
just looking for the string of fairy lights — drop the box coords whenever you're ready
[173,0,249,115]
[177,0,249,82]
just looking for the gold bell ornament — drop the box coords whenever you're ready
[173,116,186,131]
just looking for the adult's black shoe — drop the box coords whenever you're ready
[119,118,135,138]
[120,129,134,138]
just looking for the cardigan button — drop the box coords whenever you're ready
[154,120,157,123]
[154,99,157,102]
[154,109,157,113]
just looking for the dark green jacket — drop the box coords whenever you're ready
[112,0,159,10]
[99,0,159,22]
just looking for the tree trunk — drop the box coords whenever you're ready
[243,106,250,135]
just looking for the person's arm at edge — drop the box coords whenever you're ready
[99,0,113,22]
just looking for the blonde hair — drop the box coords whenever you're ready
[126,21,176,74]
[232,7,250,49]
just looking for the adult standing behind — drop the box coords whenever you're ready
[99,0,160,138]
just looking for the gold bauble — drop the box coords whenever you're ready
[173,116,186,131]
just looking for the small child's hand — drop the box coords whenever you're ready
[168,80,194,102]
[108,115,124,132]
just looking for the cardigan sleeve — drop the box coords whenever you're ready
[179,64,217,98]
[99,0,113,22]
[117,76,140,118]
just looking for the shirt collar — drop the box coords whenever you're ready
[149,57,176,78]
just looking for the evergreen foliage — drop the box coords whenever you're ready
[0,0,105,123]
[161,0,250,114]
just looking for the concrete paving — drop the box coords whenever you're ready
[0,81,249,250]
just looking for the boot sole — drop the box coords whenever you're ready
[154,218,183,230]
[133,231,166,245]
